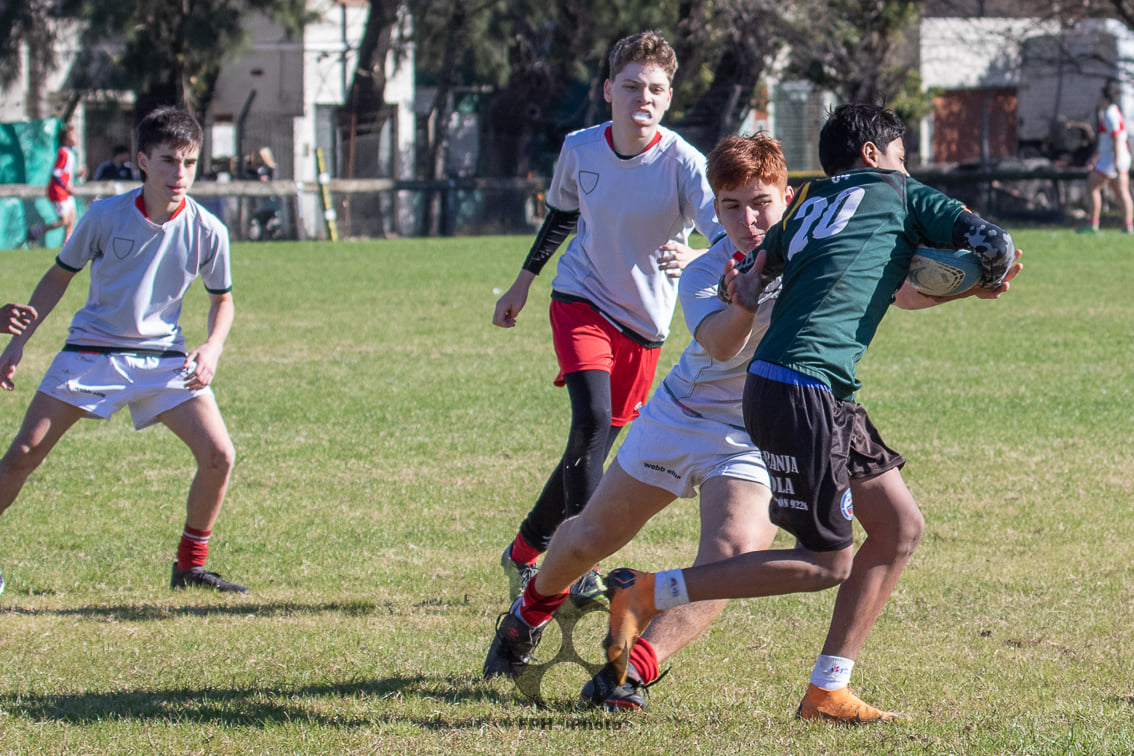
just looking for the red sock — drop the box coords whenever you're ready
[509,532,541,565]
[517,578,569,627]
[177,526,211,570]
[629,637,659,685]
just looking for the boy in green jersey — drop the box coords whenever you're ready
[605,103,1022,722]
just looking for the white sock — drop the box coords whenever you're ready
[810,654,854,690]
[653,569,690,610]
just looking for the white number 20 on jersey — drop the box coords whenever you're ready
[786,187,866,260]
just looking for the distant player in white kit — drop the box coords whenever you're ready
[1080,78,1133,234]
[491,30,724,603]
[0,106,247,594]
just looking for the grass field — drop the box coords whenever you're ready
[0,228,1130,754]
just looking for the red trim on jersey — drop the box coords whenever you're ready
[135,192,187,221]
[604,125,663,156]
[1099,105,1126,136]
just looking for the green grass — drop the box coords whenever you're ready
[0,228,1131,754]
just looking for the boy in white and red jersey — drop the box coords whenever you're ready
[491,30,724,603]
[27,126,84,246]
[0,107,247,594]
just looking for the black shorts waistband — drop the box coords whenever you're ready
[62,343,186,359]
[550,291,664,349]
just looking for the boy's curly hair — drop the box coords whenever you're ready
[609,30,677,81]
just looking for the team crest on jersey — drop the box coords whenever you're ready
[579,170,599,195]
[112,237,135,260]
[840,489,854,520]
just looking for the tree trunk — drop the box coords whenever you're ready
[423,0,468,237]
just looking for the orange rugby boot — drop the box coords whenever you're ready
[604,567,658,684]
[796,683,900,724]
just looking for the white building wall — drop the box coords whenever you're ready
[919,17,1051,90]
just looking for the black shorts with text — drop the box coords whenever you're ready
[742,370,905,552]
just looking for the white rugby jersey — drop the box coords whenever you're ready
[1098,103,1131,163]
[56,189,231,352]
[659,234,778,428]
[545,123,723,343]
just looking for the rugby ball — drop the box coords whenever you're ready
[906,247,982,296]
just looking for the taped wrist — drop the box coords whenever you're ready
[952,210,1014,288]
[522,208,579,275]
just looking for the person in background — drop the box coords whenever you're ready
[1080,79,1133,234]
[26,126,84,246]
[93,145,135,182]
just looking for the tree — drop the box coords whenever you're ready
[85,0,309,119]
[423,0,781,180]
[781,0,925,115]
[472,1,668,177]
[0,0,310,122]
[0,0,86,117]
[339,0,408,180]
[412,0,508,235]
[670,0,784,153]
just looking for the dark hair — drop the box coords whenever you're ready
[1103,79,1121,102]
[817,103,907,176]
[112,144,130,156]
[707,133,788,195]
[608,30,677,80]
[136,107,202,157]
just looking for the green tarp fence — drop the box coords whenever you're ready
[1,118,84,250]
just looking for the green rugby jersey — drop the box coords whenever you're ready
[752,168,964,400]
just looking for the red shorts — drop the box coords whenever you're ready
[549,299,661,427]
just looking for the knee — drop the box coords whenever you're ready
[696,530,768,564]
[831,555,855,585]
[890,508,925,562]
[568,406,612,443]
[558,516,613,564]
[817,548,856,587]
[199,439,236,478]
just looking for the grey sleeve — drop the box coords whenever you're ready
[952,210,1014,288]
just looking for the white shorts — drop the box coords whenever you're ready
[615,389,770,499]
[51,197,77,219]
[39,350,210,430]
[1093,152,1132,180]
